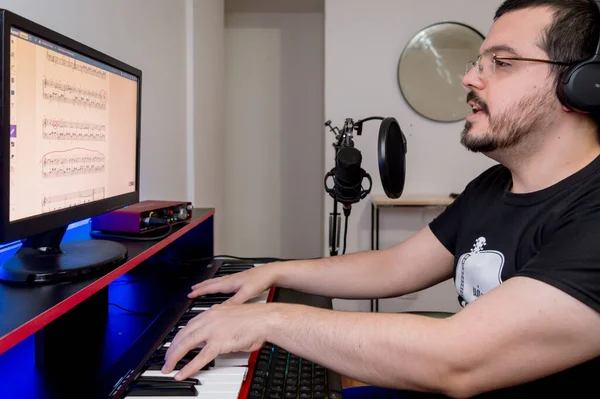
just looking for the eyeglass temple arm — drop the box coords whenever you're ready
[496,56,573,66]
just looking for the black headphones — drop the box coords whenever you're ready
[556,0,600,113]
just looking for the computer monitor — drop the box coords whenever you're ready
[0,9,141,284]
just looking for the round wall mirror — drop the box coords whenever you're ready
[398,22,485,122]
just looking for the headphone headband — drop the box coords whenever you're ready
[555,0,600,113]
[592,0,600,55]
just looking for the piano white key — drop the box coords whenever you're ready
[247,290,269,304]
[196,382,243,394]
[190,306,211,312]
[213,352,250,367]
[143,366,247,382]
[125,392,239,399]
[163,341,206,349]
[126,368,247,399]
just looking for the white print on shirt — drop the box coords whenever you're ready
[455,236,505,306]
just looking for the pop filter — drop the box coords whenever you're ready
[378,117,407,199]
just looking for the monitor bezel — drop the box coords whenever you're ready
[0,9,142,244]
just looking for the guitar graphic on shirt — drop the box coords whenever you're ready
[455,237,505,306]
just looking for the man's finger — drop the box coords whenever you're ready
[221,292,247,305]
[167,316,206,356]
[188,280,232,298]
[174,344,221,381]
[162,330,206,374]
[191,276,223,290]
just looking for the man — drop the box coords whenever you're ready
[162,0,600,397]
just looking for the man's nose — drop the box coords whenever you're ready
[462,66,485,91]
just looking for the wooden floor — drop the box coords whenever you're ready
[341,375,370,388]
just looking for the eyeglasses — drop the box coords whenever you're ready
[465,52,573,79]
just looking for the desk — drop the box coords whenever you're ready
[0,208,215,356]
[370,195,454,311]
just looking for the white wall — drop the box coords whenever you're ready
[2,0,189,201]
[191,0,227,253]
[223,10,325,259]
[324,0,504,312]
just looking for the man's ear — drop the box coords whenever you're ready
[562,104,574,113]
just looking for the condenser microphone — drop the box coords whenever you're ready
[324,146,372,207]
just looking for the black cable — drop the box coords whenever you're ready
[90,223,173,241]
[157,253,323,267]
[109,303,156,318]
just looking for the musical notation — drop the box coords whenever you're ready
[46,50,107,80]
[42,77,107,110]
[41,149,106,179]
[42,117,106,141]
[42,187,105,213]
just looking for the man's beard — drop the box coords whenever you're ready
[461,89,556,153]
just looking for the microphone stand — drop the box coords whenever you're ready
[329,199,341,256]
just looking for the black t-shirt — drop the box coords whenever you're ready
[428,154,600,397]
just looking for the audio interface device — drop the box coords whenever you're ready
[90,200,193,234]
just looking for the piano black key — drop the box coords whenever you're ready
[126,376,200,397]
[136,376,200,386]
[155,347,204,358]
[200,293,235,299]
[217,267,251,272]
[146,355,215,371]
[178,313,199,323]
[126,385,197,397]
[147,361,186,371]
[219,263,254,269]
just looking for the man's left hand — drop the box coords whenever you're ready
[161,302,280,380]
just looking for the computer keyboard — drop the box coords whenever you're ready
[248,342,332,399]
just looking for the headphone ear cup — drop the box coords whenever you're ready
[556,65,576,110]
[556,57,600,114]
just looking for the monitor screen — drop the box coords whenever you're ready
[0,9,141,284]
[9,27,138,223]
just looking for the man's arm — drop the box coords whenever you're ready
[267,276,600,398]
[272,226,455,299]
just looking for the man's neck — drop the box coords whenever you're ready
[493,121,600,194]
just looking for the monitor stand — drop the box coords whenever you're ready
[0,225,127,284]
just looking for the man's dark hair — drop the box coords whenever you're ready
[495,0,600,84]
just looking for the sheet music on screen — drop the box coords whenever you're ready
[8,27,138,222]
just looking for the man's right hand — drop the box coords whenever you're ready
[188,263,280,305]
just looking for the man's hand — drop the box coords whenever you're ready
[161,303,281,380]
[188,264,279,305]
